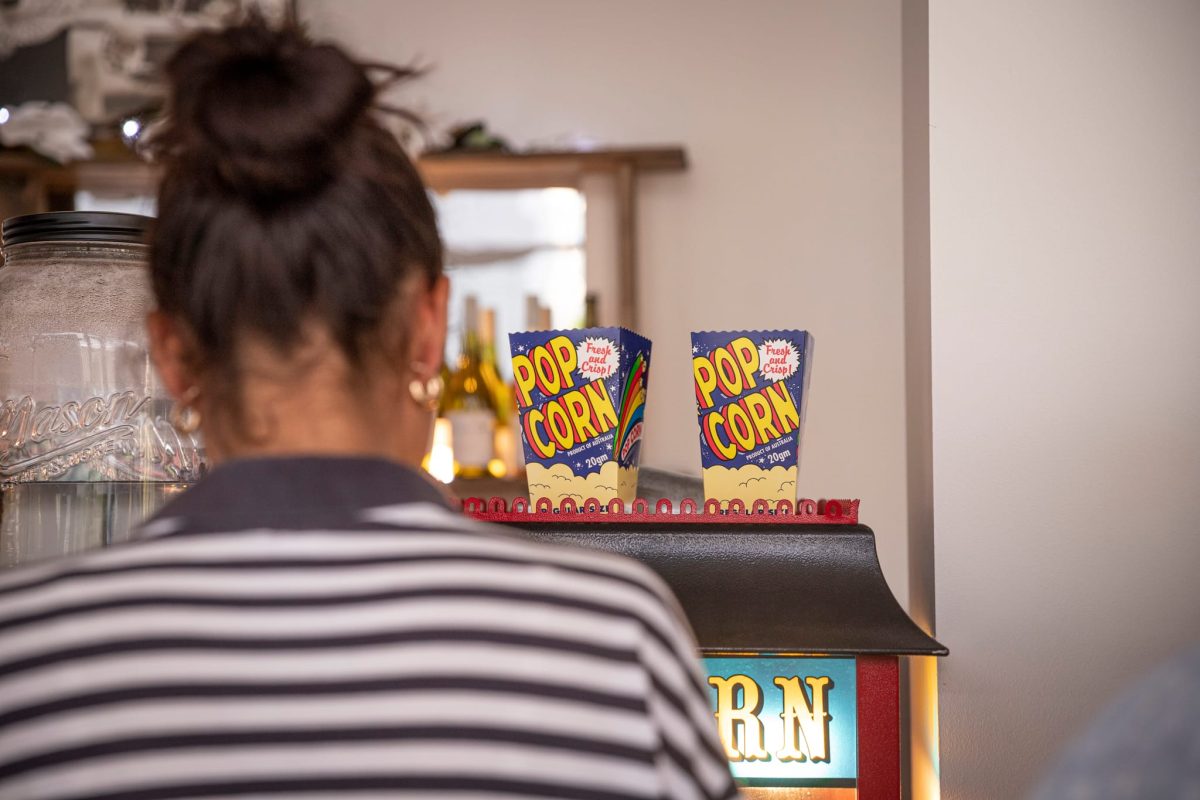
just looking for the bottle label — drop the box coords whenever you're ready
[446,409,494,469]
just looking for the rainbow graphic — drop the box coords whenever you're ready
[615,353,647,464]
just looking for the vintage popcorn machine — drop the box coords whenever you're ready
[467,496,947,800]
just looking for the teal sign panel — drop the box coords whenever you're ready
[704,656,857,787]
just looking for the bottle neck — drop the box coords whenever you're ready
[480,339,497,365]
[479,323,498,365]
[478,307,499,367]
[459,327,481,366]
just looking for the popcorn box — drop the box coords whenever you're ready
[691,330,814,505]
[510,327,651,505]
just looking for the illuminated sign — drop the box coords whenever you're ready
[705,657,857,788]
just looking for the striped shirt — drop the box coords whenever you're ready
[0,457,739,800]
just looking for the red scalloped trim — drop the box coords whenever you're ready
[461,496,859,525]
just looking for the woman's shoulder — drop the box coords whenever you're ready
[0,503,684,637]
[365,502,685,617]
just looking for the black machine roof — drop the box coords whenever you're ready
[509,520,947,657]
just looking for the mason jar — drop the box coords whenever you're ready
[0,212,204,566]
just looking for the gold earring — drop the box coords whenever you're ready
[170,387,202,434]
[408,373,444,411]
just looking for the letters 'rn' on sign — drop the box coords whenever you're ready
[705,657,857,788]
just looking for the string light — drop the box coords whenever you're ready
[0,107,10,125]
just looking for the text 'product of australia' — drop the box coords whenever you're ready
[692,330,813,506]
[509,327,650,506]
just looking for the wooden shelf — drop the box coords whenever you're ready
[417,146,686,191]
[0,142,689,328]
[0,143,686,199]
[417,146,687,327]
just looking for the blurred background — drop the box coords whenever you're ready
[2,2,1198,798]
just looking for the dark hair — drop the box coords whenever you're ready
[149,16,442,405]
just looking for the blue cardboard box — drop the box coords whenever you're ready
[691,330,813,504]
[509,327,652,505]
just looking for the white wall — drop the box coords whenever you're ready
[929,2,1200,797]
[304,0,913,601]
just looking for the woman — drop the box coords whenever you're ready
[0,18,737,800]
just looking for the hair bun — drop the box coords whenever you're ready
[165,18,373,200]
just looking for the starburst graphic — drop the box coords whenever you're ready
[758,338,800,381]
[577,336,618,380]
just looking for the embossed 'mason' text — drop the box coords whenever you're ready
[0,393,151,455]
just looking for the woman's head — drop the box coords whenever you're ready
[146,16,447,464]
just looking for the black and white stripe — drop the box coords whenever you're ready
[0,457,738,800]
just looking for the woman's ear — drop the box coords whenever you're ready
[408,275,449,377]
[146,310,195,399]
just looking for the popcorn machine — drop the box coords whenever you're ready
[466,496,947,800]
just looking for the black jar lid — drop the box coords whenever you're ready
[2,211,152,247]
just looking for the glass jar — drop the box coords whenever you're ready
[0,212,204,566]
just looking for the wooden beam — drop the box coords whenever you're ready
[417,146,685,193]
[418,158,582,192]
[419,145,686,175]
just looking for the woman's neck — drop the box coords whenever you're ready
[198,351,430,469]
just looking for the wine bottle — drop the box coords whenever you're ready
[479,308,509,420]
[479,307,512,478]
[441,296,502,479]
[584,292,599,327]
